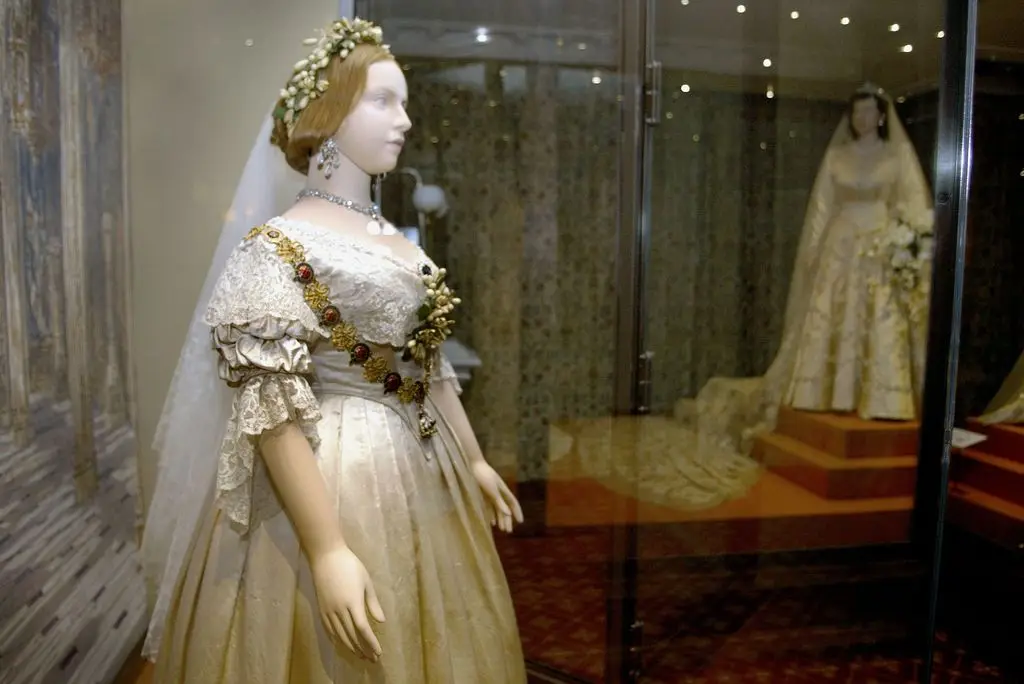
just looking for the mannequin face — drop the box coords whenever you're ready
[850,97,883,138]
[334,60,412,175]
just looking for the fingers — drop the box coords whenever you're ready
[498,481,525,524]
[365,581,387,624]
[327,612,357,657]
[339,609,375,661]
[349,607,383,661]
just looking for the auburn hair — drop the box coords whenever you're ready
[271,43,395,175]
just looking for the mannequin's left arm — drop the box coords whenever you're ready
[430,380,487,465]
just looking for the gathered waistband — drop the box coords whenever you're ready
[310,352,444,448]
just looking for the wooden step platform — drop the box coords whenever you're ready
[964,418,1024,464]
[947,483,1024,553]
[752,407,919,500]
[775,406,919,459]
[944,417,1024,549]
[753,433,917,500]
[951,448,1024,509]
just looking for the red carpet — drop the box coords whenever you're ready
[495,529,1005,683]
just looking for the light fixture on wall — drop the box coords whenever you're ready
[391,167,448,248]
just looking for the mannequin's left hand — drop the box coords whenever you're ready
[471,461,524,533]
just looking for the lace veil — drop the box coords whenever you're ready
[140,109,300,660]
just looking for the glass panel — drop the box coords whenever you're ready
[937,2,1024,680]
[632,1,960,680]
[363,2,629,680]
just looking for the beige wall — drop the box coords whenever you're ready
[124,0,345,509]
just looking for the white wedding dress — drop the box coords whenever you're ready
[149,216,526,683]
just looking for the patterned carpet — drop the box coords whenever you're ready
[495,529,1007,683]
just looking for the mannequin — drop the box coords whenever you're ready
[774,84,934,422]
[142,18,526,683]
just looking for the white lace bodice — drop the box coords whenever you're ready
[285,215,437,346]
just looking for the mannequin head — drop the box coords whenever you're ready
[847,91,890,141]
[272,43,410,176]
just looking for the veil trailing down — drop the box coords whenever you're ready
[552,83,935,510]
[140,110,297,659]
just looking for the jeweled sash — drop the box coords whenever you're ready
[246,224,439,439]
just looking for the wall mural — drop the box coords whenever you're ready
[0,1,146,682]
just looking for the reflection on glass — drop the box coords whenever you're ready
[635,0,958,681]
[939,45,1024,682]
[368,2,624,679]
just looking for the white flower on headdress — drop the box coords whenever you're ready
[273,17,391,136]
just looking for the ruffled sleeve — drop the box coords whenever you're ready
[204,232,327,533]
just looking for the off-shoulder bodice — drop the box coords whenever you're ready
[263,215,439,348]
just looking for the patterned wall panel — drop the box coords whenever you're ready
[0,0,146,682]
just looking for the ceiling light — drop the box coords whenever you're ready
[680,0,689,5]
[475,27,490,43]
[577,42,587,50]
[766,87,775,99]
[680,84,691,93]
[897,96,907,103]
[889,23,900,32]
[790,10,800,19]
[763,58,772,67]
[591,72,602,85]
[937,30,945,38]
[901,44,914,53]
[737,5,746,13]
[840,16,850,25]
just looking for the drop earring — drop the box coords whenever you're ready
[316,138,341,179]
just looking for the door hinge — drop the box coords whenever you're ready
[637,351,654,414]
[628,619,645,681]
[644,60,662,125]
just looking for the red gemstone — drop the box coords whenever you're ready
[383,373,402,393]
[321,306,340,325]
[295,262,314,283]
[351,344,370,363]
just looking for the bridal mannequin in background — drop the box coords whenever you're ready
[140,18,526,683]
[775,84,934,422]
[694,84,935,458]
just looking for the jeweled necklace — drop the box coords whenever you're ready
[296,188,396,236]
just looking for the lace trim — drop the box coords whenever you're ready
[267,215,434,278]
[216,373,322,532]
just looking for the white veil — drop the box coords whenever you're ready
[140,109,299,660]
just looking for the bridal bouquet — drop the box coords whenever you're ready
[870,202,935,293]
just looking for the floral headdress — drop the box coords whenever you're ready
[273,17,389,137]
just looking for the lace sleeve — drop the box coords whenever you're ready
[205,234,326,533]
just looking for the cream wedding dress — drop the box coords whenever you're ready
[151,216,525,683]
